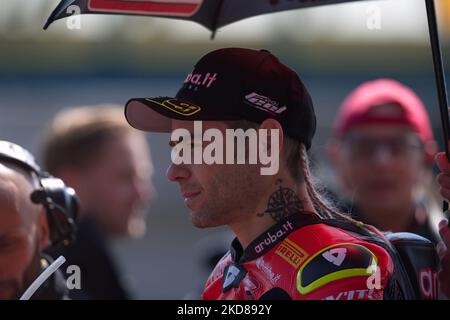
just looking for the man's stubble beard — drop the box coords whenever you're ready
[191,167,262,229]
[19,234,42,299]
[3,235,42,300]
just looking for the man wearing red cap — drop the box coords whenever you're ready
[327,79,443,243]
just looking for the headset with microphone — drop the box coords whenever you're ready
[0,140,78,247]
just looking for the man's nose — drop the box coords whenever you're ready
[166,163,190,182]
[371,145,393,164]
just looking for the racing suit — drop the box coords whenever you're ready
[202,211,438,300]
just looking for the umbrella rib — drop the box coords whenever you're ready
[210,0,225,39]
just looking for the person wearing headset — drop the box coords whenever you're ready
[0,140,78,300]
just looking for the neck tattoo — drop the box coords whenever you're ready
[257,179,304,222]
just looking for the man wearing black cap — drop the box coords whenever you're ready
[125,48,435,300]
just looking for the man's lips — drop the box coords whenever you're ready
[182,190,201,207]
[182,191,201,198]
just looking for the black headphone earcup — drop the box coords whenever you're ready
[30,189,47,204]
[0,140,79,247]
[38,178,79,246]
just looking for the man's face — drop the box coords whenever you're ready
[79,133,153,237]
[0,166,43,300]
[334,125,425,212]
[166,120,267,228]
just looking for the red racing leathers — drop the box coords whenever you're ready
[202,212,396,300]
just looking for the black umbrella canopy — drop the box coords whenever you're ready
[44,0,365,31]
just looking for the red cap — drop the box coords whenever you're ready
[332,79,434,143]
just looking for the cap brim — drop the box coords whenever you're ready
[125,97,204,132]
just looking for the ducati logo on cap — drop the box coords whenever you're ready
[145,98,201,116]
[244,92,287,115]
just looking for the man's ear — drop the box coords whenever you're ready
[259,118,284,153]
[55,166,86,209]
[54,166,81,190]
[38,208,51,249]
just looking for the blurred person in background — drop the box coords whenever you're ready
[327,79,443,243]
[40,106,154,299]
[0,140,78,300]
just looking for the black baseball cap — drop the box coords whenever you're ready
[125,47,316,149]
